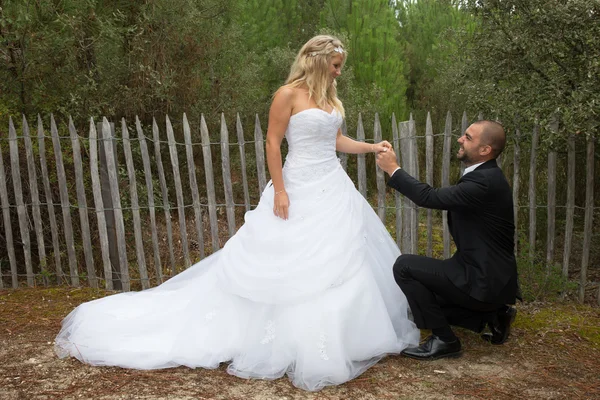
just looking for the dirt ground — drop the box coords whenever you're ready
[1,288,599,400]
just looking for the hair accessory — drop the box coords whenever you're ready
[308,46,344,57]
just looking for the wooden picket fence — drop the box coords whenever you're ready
[0,112,598,302]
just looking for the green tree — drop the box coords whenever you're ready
[437,0,600,137]
[321,0,408,120]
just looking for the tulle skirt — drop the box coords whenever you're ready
[55,163,419,391]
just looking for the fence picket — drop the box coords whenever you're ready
[254,115,267,194]
[374,113,385,222]
[409,116,419,254]
[9,117,34,286]
[339,119,348,171]
[461,112,468,176]
[201,115,220,251]
[122,119,149,288]
[89,119,113,290]
[220,113,236,237]
[137,117,163,283]
[22,116,47,284]
[153,118,176,276]
[69,117,97,288]
[580,133,595,303]
[425,112,434,257]
[102,118,130,290]
[183,113,205,259]
[236,113,251,212]
[399,121,412,253]
[357,114,367,199]
[545,117,558,268]
[528,120,540,260]
[391,114,402,247]
[51,115,79,286]
[441,112,452,258]
[166,115,191,269]
[0,136,17,288]
[562,134,576,280]
[512,119,521,254]
[38,115,63,284]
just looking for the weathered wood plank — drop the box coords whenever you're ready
[425,112,434,257]
[38,115,63,284]
[399,121,412,253]
[51,115,79,286]
[153,118,176,276]
[528,121,540,260]
[22,116,47,284]
[409,115,419,254]
[69,117,97,288]
[357,114,367,199]
[122,118,149,288]
[200,114,220,251]
[391,114,402,247]
[339,119,348,171]
[97,121,121,289]
[373,113,385,222]
[183,113,205,260]
[166,115,191,269]
[89,119,113,290]
[512,119,521,254]
[236,113,251,212]
[579,133,595,303]
[136,117,163,283]
[220,113,236,237]
[9,117,34,286]
[102,117,130,291]
[562,134,575,280]
[461,111,468,176]
[545,117,558,268]
[254,115,267,194]
[0,134,17,288]
[441,112,452,258]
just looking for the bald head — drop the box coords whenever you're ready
[473,120,506,159]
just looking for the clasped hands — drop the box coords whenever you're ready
[374,141,400,176]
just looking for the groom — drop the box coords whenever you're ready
[376,120,518,360]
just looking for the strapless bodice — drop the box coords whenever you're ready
[283,108,343,187]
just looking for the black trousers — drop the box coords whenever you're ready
[393,254,503,333]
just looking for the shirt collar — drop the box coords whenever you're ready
[463,162,485,176]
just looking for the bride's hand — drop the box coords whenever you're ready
[273,190,290,220]
[372,140,392,153]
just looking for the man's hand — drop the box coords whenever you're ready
[376,148,400,176]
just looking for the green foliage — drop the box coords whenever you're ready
[396,0,474,122]
[321,0,409,119]
[516,241,578,302]
[434,0,600,137]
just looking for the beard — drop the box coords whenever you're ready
[457,148,473,164]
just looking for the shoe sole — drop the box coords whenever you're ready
[482,309,517,345]
[401,350,463,361]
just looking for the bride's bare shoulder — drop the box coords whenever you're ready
[274,84,299,99]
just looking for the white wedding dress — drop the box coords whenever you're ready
[55,108,419,391]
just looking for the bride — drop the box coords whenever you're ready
[55,35,419,391]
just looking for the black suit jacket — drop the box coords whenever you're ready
[387,159,518,304]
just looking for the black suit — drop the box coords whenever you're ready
[388,159,518,332]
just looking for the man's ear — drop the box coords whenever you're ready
[480,145,492,156]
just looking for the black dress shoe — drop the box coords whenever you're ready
[481,306,517,345]
[401,335,462,360]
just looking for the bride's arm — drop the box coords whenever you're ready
[266,87,293,220]
[336,129,391,154]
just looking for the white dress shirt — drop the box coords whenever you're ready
[462,162,485,177]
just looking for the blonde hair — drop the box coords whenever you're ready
[283,35,346,118]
